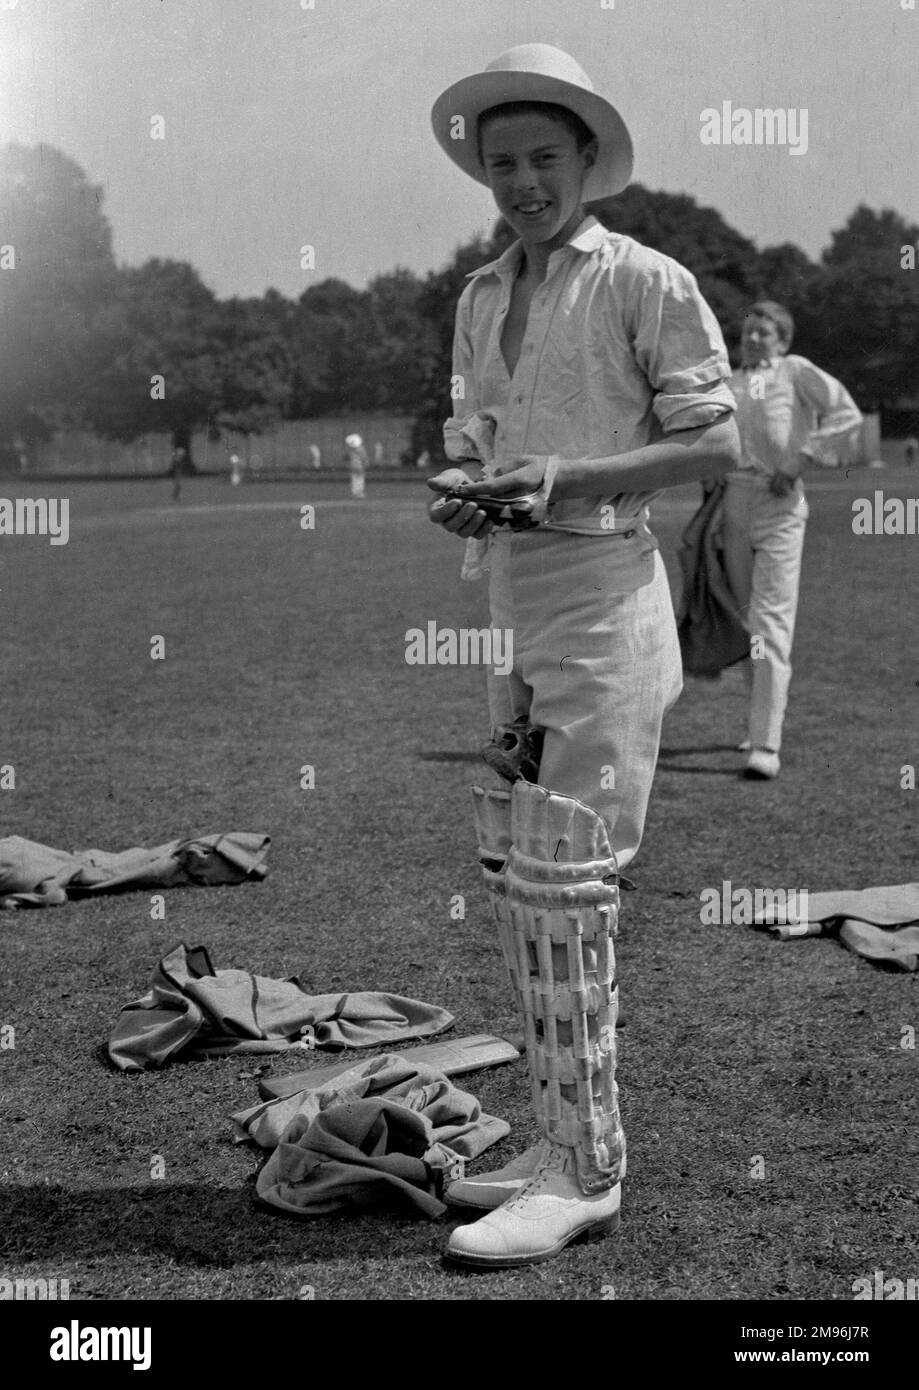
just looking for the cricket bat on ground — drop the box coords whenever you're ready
[257,1033,522,1100]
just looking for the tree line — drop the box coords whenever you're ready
[1,142,917,474]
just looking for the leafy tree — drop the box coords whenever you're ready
[85,259,225,465]
[213,294,294,440]
[290,278,371,416]
[753,241,824,305]
[813,206,919,408]
[364,268,436,413]
[0,143,117,470]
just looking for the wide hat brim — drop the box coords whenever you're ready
[431,58,633,201]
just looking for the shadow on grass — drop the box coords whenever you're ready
[0,1185,439,1267]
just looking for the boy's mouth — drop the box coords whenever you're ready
[514,200,551,219]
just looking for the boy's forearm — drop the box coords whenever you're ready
[550,416,741,499]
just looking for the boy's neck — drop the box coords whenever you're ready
[742,352,786,369]
[519,241,550,284]
[519,205,589,283]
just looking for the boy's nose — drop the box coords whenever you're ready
[513,166,538,192]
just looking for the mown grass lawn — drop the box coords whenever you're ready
[0,466,916,1301]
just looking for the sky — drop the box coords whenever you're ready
[1,0,916,298]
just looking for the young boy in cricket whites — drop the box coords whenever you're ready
[345,433,368,499]
[723,301,862,779]
[426,44,741,1269]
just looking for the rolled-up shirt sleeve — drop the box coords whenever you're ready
[628,260,736,433]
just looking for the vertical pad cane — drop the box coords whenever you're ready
[505,782,624,1193]
[471,785,522,1009]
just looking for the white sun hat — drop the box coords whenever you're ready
[431,44,634,201]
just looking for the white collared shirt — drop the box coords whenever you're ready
[443,215,736,527]
[730,355,863,477]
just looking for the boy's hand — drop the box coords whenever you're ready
[768,470,797,497]
[459,456,548,498]
[426,470,495,538]
[455,455,555,528]
[427,468,477,493]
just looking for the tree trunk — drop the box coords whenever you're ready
[172,423,199,473]
[0,437,22,477]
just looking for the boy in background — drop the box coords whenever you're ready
[723,301,862,779]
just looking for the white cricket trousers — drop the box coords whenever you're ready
[721,473,809,752]
[485,527,683,870]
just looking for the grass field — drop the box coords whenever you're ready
[0,466,916,1302]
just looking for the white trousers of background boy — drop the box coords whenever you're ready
[485,527,684,871]
[721,473,809,753]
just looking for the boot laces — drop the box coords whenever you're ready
[503,1142,570,1209]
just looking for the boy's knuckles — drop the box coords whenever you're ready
[429,497,461,523]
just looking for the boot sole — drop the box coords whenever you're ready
[443,1210,620,1269]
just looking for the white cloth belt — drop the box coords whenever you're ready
[462,511,656,582]
[542,510,653,538]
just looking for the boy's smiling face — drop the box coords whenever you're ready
[741,312,787,367]
[479,109,596,255]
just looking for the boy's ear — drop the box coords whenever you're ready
[583,138,598,170]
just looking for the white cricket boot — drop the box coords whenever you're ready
[744,747,780,779]
[445,1141,621,1268]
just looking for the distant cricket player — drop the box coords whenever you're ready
[427,43,740,1268]
[722,301,862,779]
[345,433,367,498]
